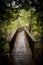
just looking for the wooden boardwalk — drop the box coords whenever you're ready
[11,30,36,65]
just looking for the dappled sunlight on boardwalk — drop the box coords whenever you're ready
[11,31,36,65]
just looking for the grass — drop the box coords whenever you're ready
[3,43,9,53]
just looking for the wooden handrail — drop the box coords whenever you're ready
[24,28,39,43]
[24,28,39,58]
[5,28,18,43]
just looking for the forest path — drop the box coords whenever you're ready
[11,30,36,65]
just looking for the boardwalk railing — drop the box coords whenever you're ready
[9,28,19,57]
[8,27,39,59]
[24,28,39,58]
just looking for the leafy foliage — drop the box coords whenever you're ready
[0,0,43,59]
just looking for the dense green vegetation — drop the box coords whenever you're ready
[0,0,43,61]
